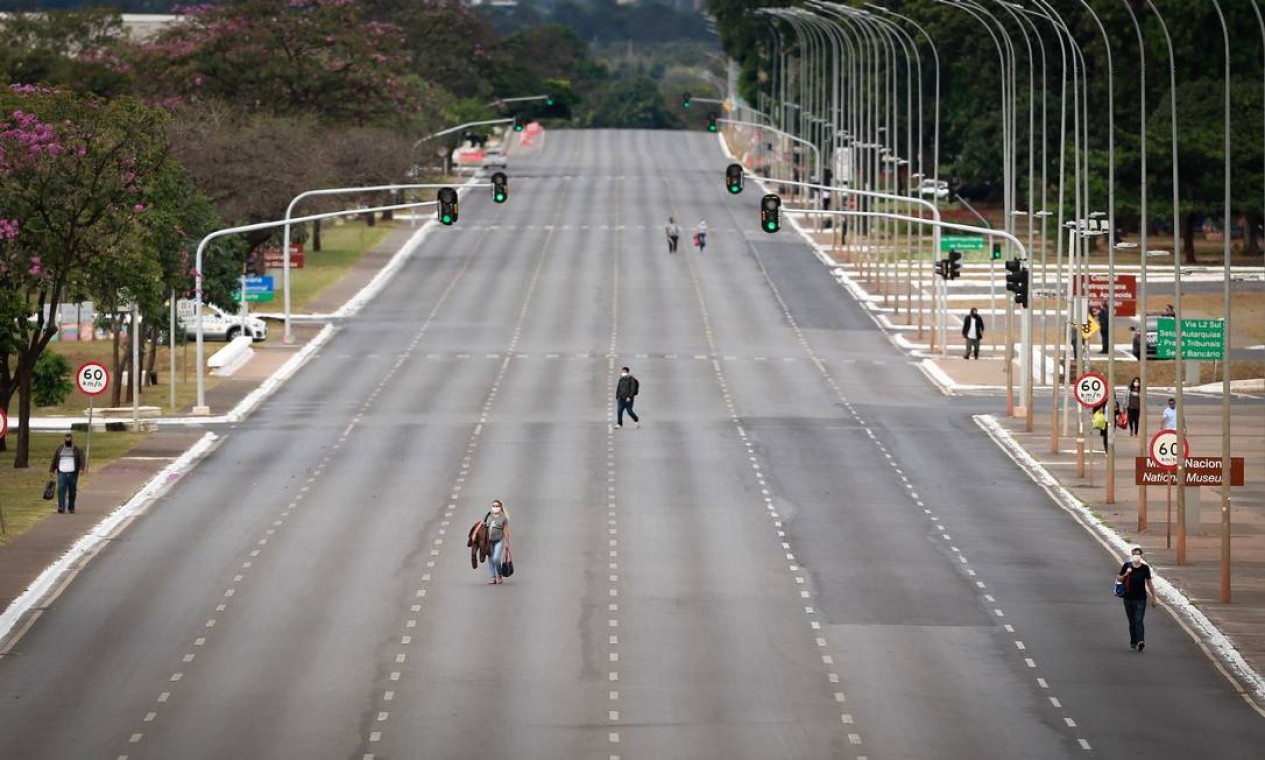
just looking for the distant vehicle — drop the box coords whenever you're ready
[1131,315,1165,359]
[177,301,267,342]
[481,148,508,170]
[914,179,949,200]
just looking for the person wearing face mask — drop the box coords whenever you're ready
[48,433,85,514]
[615,366,640,429]
[1117,547,1157,651]
[484,501,510,585]
[1126,377,1141,436]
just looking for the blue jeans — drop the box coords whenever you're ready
[1124,598,1147,645]
[57,471,79,512]
[489,539,505,579]
[617,398,638,426]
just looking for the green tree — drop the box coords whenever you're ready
[31,350,71,407]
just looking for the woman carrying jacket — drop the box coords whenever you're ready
[484,500,510,584]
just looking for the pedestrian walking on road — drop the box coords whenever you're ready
[961,307,985,360]
[484,500,510,584]
[1161,397,1177,432]
[1118,546,1156,651]
[665,217,680,254]
[49,433,85,514]
[1126,377,1141,436]
[615,366,640,429]
[693,220,708,253]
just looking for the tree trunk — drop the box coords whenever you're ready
[312,219,322,252]
[13,364,33,468]
[1183,212,1199,265]
[1245,213,1262,256]
[146,326,160,386]
[110,316,123,408]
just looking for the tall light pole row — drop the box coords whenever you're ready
[747,2,1246,599]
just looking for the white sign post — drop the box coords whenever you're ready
[76,361,109,472]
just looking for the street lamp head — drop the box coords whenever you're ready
[1114,242,1139,249]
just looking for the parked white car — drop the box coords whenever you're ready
[914,179,949,200]
[481,147,508,170]
[177,301,267,342]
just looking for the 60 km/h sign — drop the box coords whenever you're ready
[76,361,109,396]
[1073,372,1108,408]
[1148,429,1190,471]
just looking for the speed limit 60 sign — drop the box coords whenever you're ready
[1073,372,1108,409]
[76,361,109,396]
[1149,430,1190,471]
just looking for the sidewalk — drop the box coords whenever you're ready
[0,221,423,618]
[933,356,1265,682]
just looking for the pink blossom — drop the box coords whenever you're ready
[28,257,41,276]
[0,218,18,240]
[133,204,146,213]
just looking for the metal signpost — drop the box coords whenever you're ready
[75,361,110,471]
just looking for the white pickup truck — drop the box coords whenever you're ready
[176,301,268,342]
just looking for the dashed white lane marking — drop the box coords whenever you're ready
[679,234,864,752]
[740,232,1092,751]
[605,186,622,752]
[119,205,490,752]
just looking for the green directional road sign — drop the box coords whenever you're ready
[938,234,985,252]
[1156,318,1224,360]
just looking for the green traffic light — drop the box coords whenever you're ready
[441,214,453,224]
[494,192,506,203]
[728,184,741,195]
[764,220,778,232]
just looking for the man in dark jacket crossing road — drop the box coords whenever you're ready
[615,366,640,429]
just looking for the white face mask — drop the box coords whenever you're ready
[1131,554,1143,565]
[621,372,629,377]
[491,507,502,515]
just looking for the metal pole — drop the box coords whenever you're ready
[169,291,176,412]
[194,196,441,412]
[1210,0,1232,602]
[131,301,139,430]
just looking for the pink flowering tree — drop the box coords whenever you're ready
[131,0,451,130]
[0,85,169,467]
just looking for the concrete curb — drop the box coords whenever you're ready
[976,413,1265,713]
[0,432,221,650]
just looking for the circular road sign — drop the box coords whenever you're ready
[76,361,110,396]
[1073,372,1109,409]
[0,408,7,438]
[1149,430,1190,471]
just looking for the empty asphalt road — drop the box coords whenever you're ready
[1,130,1262,759]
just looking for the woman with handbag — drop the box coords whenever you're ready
[1126,378,1142,436]
[484,500,510,585]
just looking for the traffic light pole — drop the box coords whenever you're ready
[414,118,516,147]
[280,183,481,344]
[192,197,442,415]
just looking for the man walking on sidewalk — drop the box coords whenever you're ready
[49,433,85,514]
[961,307,985,360]
[665,218,680,254]
[615,366,640,429]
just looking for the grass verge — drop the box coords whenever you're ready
[0,431,145,545]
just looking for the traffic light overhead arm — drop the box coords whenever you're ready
[415,118,515,148]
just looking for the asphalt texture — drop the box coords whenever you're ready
[0,130,1262,759]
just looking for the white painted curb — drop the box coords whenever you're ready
[0,432,221,648]
[976,413,1265,710]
